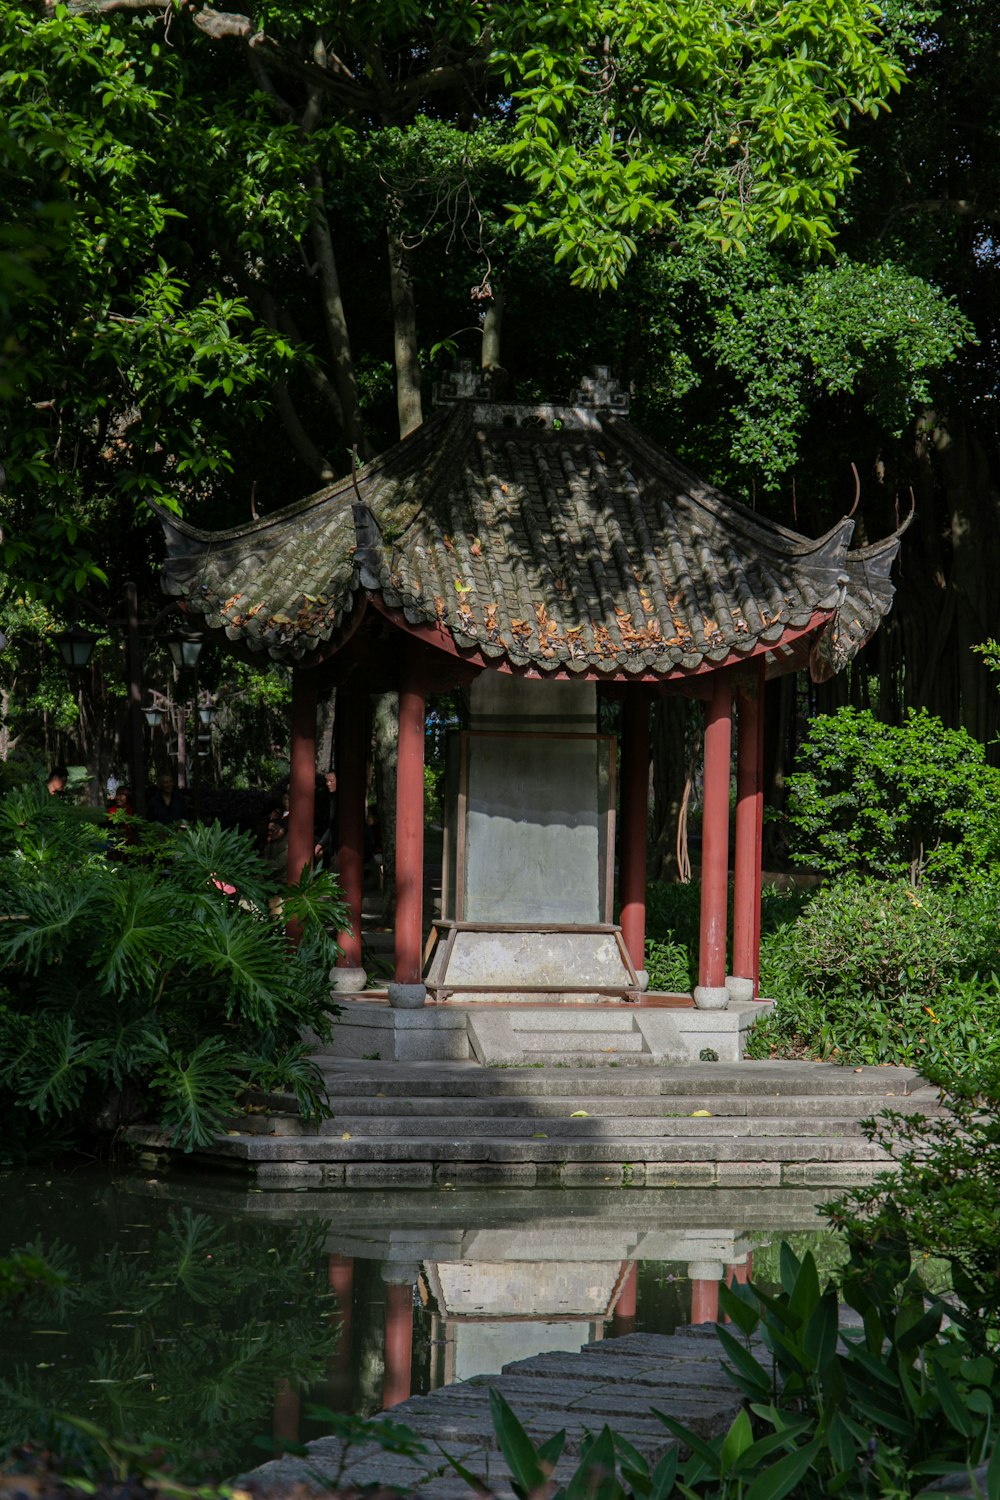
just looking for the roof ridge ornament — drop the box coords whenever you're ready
[434,358,493,404]
[571,365,629,416]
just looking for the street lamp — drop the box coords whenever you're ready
[50,585,197,817]
[53,624,98,669]
[167,631,204,671]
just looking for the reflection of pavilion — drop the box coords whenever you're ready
[419,1225,755,1394]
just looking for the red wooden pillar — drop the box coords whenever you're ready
[620,689,650,977]
[732,663,764,999]
[395,670,426,985]
[695,672,732,1008]
[336,685,367,969]
[752,683,766,998]
[381,1278,414,1409]
[613,1262,638,1336]
[287,669,318,887]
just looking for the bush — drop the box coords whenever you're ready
[644,880,810,996]
[749,874,1000,1068]
[829,1063,1000,1348]
[0,786,347,1154]
[481,1240,1000,1499]
[786,706,1000,882]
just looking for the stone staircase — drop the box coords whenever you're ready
[128,1058,945,1191]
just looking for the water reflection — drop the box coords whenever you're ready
[0,1170,836,1476]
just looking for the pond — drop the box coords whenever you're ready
[0,1165,846,1481]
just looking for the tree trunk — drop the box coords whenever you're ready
[386,213,423,438]
[317,687,336,774]
[309,170,367,455]
[481,287,506,382]
[649,694,691,880]
[373,691,399,918]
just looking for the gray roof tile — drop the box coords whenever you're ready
[155,400,900,680]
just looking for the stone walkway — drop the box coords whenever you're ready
[129,1058,942,1189]
[242,1325,748,1499]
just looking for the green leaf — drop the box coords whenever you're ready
[744,1438,824,1500]
[488,1389,551,1495]
[720,1407,754,1471]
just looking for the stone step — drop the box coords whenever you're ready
[511,1010,644,1033]
[316,1060,926,1100]
[197,1130,890,1164]
[299,1113,874,1140]
[315,1091,937,1120]
[519,1030,647,1053]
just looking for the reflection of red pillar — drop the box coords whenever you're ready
[690,1278,720,1326]
[620,691,649,975]
[613,1262,638,1336]
[395,671,425,985]
[382,1280,414,1409]
[336,687,366,968]
[725,1257,751,1287]
[696,674,733,1000]
[733,665,764,996]
[273,1377,301,1447]
[328,1254,354,1370]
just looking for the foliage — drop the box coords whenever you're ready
[479,1242,1000,1498]
[644,881,810,995]
[829,1063,1000,1348]
[0,1206,337,1479]
[476,1242,1000,1500]
[749,874,1000,1068]
[0,787,346,1153]
[785,707,1000,882]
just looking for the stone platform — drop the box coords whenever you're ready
[127,1058,942,1189]
[322,995,769,1064]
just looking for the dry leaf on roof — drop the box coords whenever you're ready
[484,603,499,634]
[434,595,447,622]
[469,538,483,557]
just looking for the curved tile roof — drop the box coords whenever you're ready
[157,392,900,680]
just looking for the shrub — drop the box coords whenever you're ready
[829,1062,1000,1348]
[0,786,347,1153]
[749,874,1000,1068]
[481,1241,1000,1499]
[786,706,1000,882]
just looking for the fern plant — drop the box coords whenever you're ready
[0,786,347,1154]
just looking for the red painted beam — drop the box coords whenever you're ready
[696,673,733,998]
[619,690,650,973]
[335,685,367,968]
[395,672,426,984]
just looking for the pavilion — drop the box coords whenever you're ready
[156,367,901,1022]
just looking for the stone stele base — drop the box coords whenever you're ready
[322,998,772,1065]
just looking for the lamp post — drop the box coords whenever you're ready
[143,687,217,797]
[51,584,200,818]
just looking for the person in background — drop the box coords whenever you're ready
[147,770,188,826]
[106,784,134,819]
[46,766,68,797]
[314,769,339,868]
